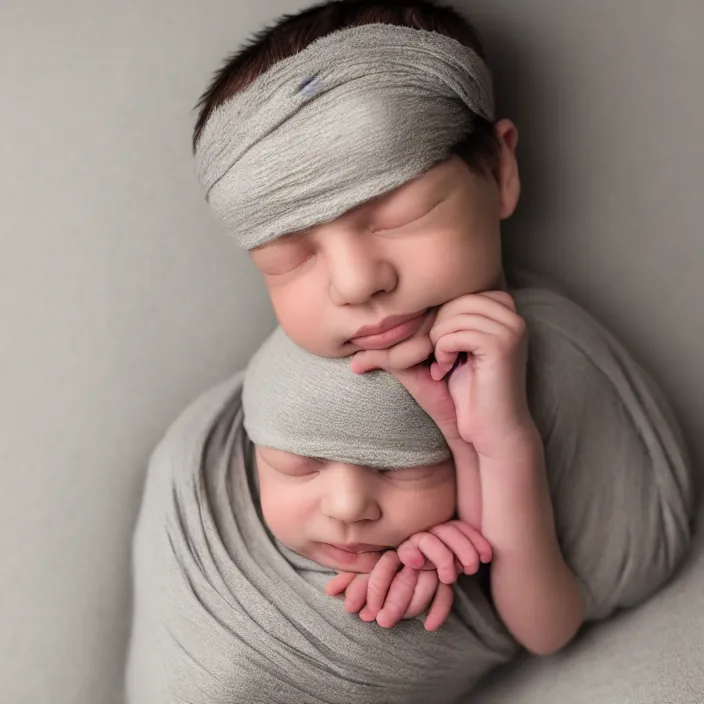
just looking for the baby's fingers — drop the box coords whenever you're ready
[343,574,370,614]
[413,533,459,584]
[428,523,481,575]
[376,566,420,629]
[403,570,440,619]
[397,540,426,569]
[351,335,433,375]
[364,551,401,618]
[452,521,493,564]
[325,572,357,596]
[423,583,455,632]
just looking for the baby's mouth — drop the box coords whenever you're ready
[319,543,389,566]
[348,310,430,350]
[327,542,388,553]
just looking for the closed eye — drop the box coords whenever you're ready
[370,198,444,235]
[250,239,315,276]
[274,461,321,477]
[257,448,324,475]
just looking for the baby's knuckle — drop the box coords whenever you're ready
[397,568,419,587]
[383,601,405,619]
[491,291,515,308]
[435,553,454,569]
[495,330,518,353]
[427,524,446,537]
[434,337,452,356]
[367,577,387,595]
[510,315,527,337]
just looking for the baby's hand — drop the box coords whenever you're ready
[397,520,492,584]
[325,553,454,632]
[431,291,533,457]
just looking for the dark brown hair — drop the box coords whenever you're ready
[193,0,499,174]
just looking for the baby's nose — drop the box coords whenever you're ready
[325,232,397,306]
[319,464,381,523]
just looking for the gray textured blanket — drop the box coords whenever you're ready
[126,287,693,704]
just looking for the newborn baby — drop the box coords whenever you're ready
[243,325,490,630]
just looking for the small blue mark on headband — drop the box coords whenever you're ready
[299,75,321,96]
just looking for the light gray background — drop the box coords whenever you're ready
[0,1,702,703]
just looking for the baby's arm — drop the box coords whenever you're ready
[437,293,583,655]
[466,429,583,655]
[374,422,579,652]
[450,437,482,530]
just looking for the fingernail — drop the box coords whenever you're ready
[376,611,391,628]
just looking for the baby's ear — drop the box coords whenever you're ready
[493,119,521,220]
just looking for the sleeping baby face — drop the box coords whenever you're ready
[249,120,520,359]
[254,446,456,572]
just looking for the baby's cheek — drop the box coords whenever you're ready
[425,484,457,525]
[272,294,327,355]
[258,482,310,546]
[268,277,347,358]
[393,480,457,533]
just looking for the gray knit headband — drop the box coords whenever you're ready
[195,23,494,249]
[243,327,450,469]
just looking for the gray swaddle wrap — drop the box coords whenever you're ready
[194,23,494,249]
[242,326,449,469]
[126,286,694,704]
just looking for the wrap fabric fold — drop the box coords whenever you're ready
[194,24,494,249]
[126,287,693,704]
[242,326,450,469]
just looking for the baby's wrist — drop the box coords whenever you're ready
[475,420,541,464]
[446,436,479,472]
